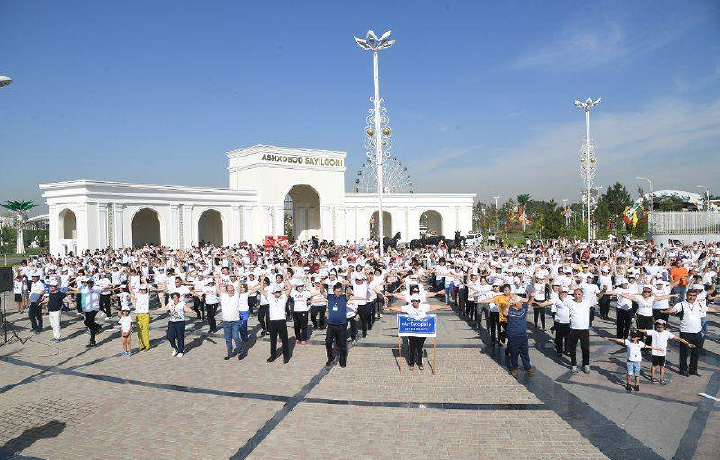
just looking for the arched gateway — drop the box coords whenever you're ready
[41,145,475,254]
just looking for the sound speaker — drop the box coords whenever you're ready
[0,266,12,292]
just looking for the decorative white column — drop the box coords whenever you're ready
[231,205,241,245]
[273,206,284,236]
[320,205,331,240]
[181,205,193,249]
[76,205,88,253]
[169,205,180,249]
[243,206,253,244]
[48,205,59,255]
[113,204,125,249]
[98,203,109,249]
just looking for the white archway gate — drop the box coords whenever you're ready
[285,184,321,241]
[420,210,443,235]
[132,208,161,247]
[198,209,223,246]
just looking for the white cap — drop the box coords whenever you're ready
[47,280,58,286]
[409,294,422,302]
[691,283,704,291]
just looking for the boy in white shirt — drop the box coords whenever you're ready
[607,330,662,393]
[640,319,694,385]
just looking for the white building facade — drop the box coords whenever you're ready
[41,145,475,255]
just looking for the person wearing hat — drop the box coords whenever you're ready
[618,286,676,348]
[610,277,635,339]
[550,285,571,356]
[638,319,694,384]
[42,280,66,342]
[386,293,451,371]
[130,284,152,351]
[119,306,133,357]
[28,273,46,332]
[661,288,720,376]
[266,282,292,363]
[68,278,103,347]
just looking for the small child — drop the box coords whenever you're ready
[639,319,694,385]
[119,307,132,357]
[608,330,661,393]
[345,286,359,344]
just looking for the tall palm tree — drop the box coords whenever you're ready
[1,200,37,254]
[516,194,531,232]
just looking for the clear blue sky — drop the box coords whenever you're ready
[1,0,719,213]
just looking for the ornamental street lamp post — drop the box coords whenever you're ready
[696,185,711,211]
[493,196,500,234]
[573,97,602,241]
[355,30,395,258]
[636,176,654,230]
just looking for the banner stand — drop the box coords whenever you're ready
[432,337,437,375]
[397,337,402,374]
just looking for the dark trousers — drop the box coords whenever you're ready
[293,311,309,341]
[568,329,590,367]
[373,295,384,319]
[679,331,702,373]
[532,304,546,329]
[258,304,269,332]
[652,309,669,322]
[489,311,501,344]
[100,294,112,317]
[407,336,427,366]
[205,303,218,332]
[310,305,326,329]
[554,322,570,354]
[269,319,290,360]
[358,304,372,337]
[616,308,632,339]
[508,335,531,370]
[325,323,347,365]
[83,310,100,344]
[29,302,43,331]
[637,314,654,346]
[347,316,358,340]
[193,296,204,320]
[599,295,612,319]
[167,320,185,353]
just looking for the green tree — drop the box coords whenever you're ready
[595,182,632,232]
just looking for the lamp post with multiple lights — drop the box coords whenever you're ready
[355,30,395,258]
[573,97,602,241]
[636,176,653,230]
[493,196,500,234]
[696,185,711,211]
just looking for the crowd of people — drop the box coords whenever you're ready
[9,236,720,387]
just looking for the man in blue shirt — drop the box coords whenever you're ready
[326,283,349,368]
[504,297,537,377]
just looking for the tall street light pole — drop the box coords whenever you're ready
[573,97,602,242]
[696,185,710,211]
[562,199,569,227]
[0,76,12,87]
[355,30,395,258]
[636,177,653,231]
[493,196,500,234]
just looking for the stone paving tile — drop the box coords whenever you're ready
[247,404,607,460]
[311,347,540,404]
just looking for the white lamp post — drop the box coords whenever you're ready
[0,76,12,87]
[696,185,710,211]
[573,97,602,242]
[562,199,569,227]
[636,177,653,230]
[493,196,500,234]
[355,30,395,258]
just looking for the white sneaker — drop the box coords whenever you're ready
[171,350,178,357]
[176,352,184,357]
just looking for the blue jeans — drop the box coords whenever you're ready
[444,282,453,305]
[508,335,531,370]
[223,320,242,357]
[238,311,249,341]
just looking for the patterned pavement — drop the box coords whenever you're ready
[0,291,717,459]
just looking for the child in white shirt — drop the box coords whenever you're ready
[119,307,132,357]
[608,330,661,393]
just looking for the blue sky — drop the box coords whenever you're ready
[1,0,719,212]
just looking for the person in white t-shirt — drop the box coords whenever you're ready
[267,283,291,363]
[130,284,151,351]
[567,288,594,374]
[119,307,133,357]
[607,330,662,392]
[290,284,310,345]
[639,319,694,385]
[218,279,244,361]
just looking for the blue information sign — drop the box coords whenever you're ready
[397,314,437,338]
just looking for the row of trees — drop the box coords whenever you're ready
[471,181,670,239]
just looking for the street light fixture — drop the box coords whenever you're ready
[0,76,12,87]
[696,185,710,211]
[355,30,395,258]
[636,176,654,217]
[562,199,569,227]
[573,97,602,242]
[493,196,500,234]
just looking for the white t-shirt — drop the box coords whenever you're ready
[646,329,674,356]
[291,290,309,312]
[237,292,250,312]
[581,282,600,306]
[672,301,704,334]
[401,303,430,320]
[134,292,150,314]
[220,292,240,322]
[615,287,633,310]
[268,294,287,321]
[568,298,591,330]
[553,297,571,324]
[636,295,655,317]
[625,339,644,362]
[203,285,219,305]
[167,300,186,322]
[120,315,132,333]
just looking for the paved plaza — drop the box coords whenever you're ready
[0,293,718,460]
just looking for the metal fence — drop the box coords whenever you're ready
[649,211,720,235]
